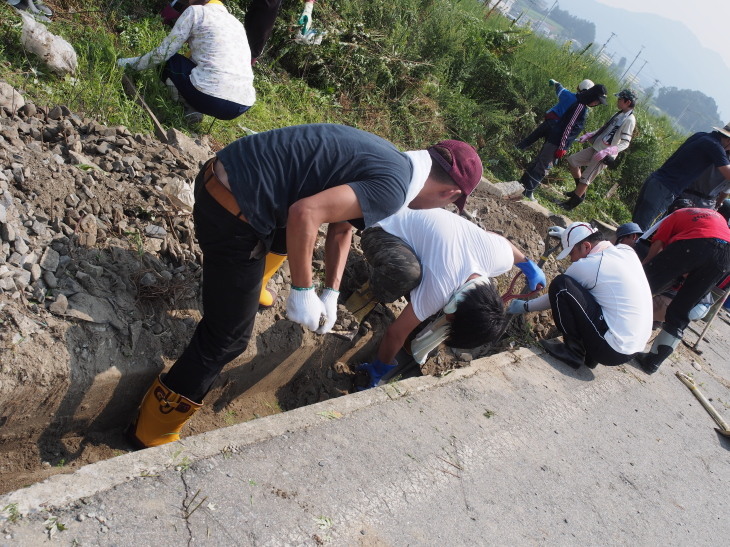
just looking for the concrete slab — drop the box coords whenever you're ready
[2,313,729,545]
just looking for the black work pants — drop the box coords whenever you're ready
[516,118,556,150]
[643,238,730,339]
[520,141,558,192]
[163,162,271,403]
[549,274,632,366]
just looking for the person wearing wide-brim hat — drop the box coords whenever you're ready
[614,222,643,247]
[507,222,653,370]
[632,122,730,230]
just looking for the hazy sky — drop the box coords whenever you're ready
[553,0,730,120]
[592,0,730,72]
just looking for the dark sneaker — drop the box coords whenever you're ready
[540,338,584,370]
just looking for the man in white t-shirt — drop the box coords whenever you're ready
[509,222,652,369]
[356,208,546,387]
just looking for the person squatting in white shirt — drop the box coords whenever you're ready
[508,222,653,370]
[355,207,546,388]
[117,0,255,123]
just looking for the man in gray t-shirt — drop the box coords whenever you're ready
[128,123,484,448]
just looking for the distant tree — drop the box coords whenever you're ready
[616,57,626,70]
[547,7,595,45]
[655,87,723,133]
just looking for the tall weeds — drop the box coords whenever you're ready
[0,0,686,220]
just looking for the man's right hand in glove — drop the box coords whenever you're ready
[554,149,567,159]
[548,79,559,86]
[286,286,325,331]
[357,359,398,389]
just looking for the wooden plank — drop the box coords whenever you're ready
[604,183,619,200]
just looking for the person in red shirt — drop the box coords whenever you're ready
[637,201,730,373]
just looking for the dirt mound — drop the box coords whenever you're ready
[0,83,565,493]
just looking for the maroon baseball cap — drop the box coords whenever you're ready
[427,140,483,212]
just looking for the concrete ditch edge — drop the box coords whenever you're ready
[0,346,541,516]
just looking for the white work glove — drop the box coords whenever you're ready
[286,286,325,332]
[316,288,340,334]
[578,130,597,143]
[116,57,137,69]
[548,226,565,238]
[507,299,529,314]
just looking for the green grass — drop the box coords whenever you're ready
[0,0,686,224]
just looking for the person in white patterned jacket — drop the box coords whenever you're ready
[117,0,255,124]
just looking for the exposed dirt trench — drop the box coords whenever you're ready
[0,98,568,494]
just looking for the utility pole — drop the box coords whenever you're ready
[620,45,645,82]
[628,60,648,87]
[596,32,616,58]
[537,0,558,33]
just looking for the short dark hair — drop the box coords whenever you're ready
[445,282,507,349]
[428,145,458,186]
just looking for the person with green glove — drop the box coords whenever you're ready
[518,85,607,201]
[516,78,594,150]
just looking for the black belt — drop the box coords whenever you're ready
[683,189,712,199]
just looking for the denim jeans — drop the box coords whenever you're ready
[632,173,677,231]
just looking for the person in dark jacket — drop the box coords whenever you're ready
[632,123,730,230]
[519,85,607,200]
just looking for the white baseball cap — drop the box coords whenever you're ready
[556,222,598,260]
[578,79,594,91]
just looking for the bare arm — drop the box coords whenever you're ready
[506,239,528,264]
[642,239,665,265]
[323,222,354,291]
[287,185,363,288]
[377,304,422,365]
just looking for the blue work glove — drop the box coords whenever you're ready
[286,286,325,331]
[357,359,397,389]
[507,299,529,314]
[316,288,339,335]
[516,259,547,291]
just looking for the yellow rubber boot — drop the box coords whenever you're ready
[129,375,202,448]
[259,252,287,308]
